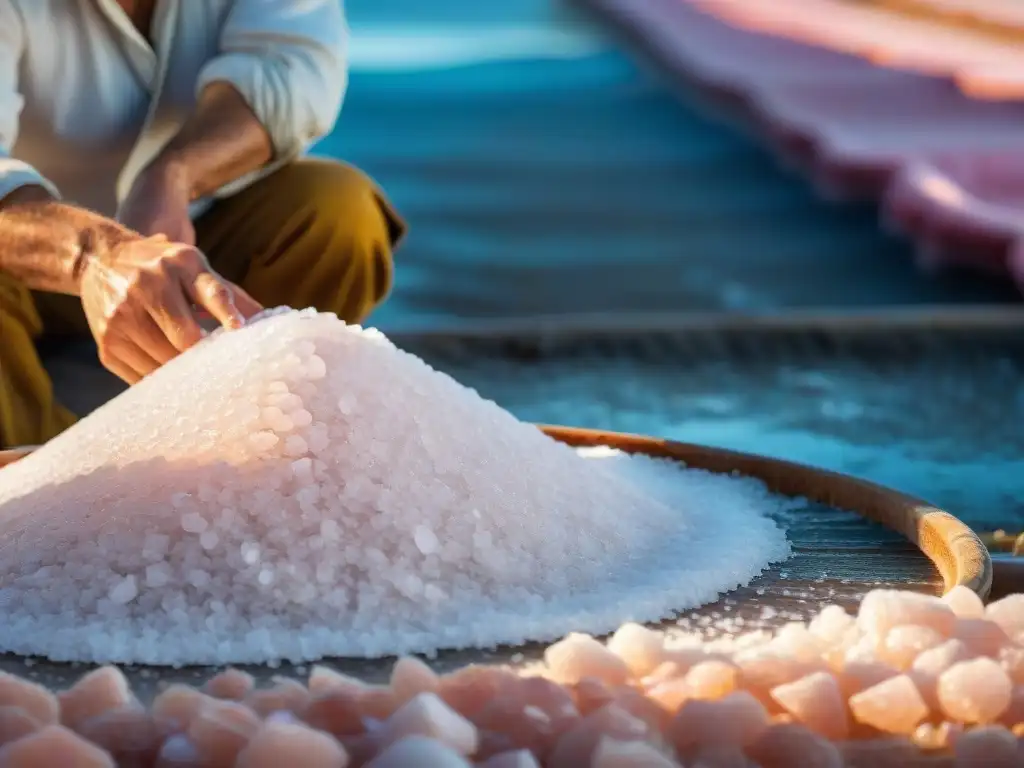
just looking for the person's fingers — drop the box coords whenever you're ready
[188,272,244,330]
[150,284,206,353]
[99,351,142,385]
[116,338,164,382]
[137,312,186,364]
[228,283,264,320]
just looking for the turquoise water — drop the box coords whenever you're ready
[317,1,1015,330]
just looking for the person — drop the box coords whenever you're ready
[0,0,405,449]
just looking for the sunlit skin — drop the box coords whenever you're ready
[0,0,273,384]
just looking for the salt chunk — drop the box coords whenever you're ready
[857,591,956,639]
[943,585,985,619]
[180,513,207,534]
[75,707,164,766]
[380,693,478,756]
[746,723,842,768]
[308,667,369,697]
[548,704,649,767]
[204,669,255,701]
[0,724,115,768]
[245,678,312,718]
[413,526,440,556]
[250,431,279,451]
[151,685,211,730]
[606,623,665,678]
[0,673,59,726]
[390,657,440,704]
[848,675,928,734]
[953,725,1018,767]
[58,667,137,730]
[668,692,768,751]
[807,605,854,646]
[770,672,847,740]
[235,721,348,768]
[591,736,679,767]
[187,699,261,767]
[880,624,944,670]
[985,594,1024,635]
[545,634,630,687]
[938,658,1012,724]
[366,735,471,767]
[0,708,40,747]
[683,660,738,700]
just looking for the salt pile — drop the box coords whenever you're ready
[0,587,1017,766]
[0,308,789,666]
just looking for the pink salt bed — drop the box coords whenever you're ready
[1,588,1024,765]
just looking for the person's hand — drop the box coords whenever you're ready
[79,235,263,384]
[116,161,196,245]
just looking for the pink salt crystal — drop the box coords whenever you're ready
[591,736,679,767]
[481,749,541,768]
[570,678,615,716]
[953,724,1018,767]
[734,649,823,708]
[151,685,212,731]
[998,646,1024,685]
[837,660,898,699]
[641,662,688,690]
[606,623,666,679]
[683,661,739,701]
[857,591,957,639]
[0,724,115,767]
[390,657,440,704]
[910,638,971,710]
[771,622,827,664]
[938,658,1013,724]
[547,704,650,768]
[0,672,59,726]
[942,586,985,620]
[745,723,842,768]
[59,666,138,730]
[302,690,366,738]
[0,708,38,747]
[668,692,769,753]
[881,624,945,670]
[76,707,165,768]
[439,667,518,719]
[356,686,399,721]
[849,675,929,735]
[380,693,478,756]
[998,685,1024,726]
[769,672,848,740]
[366,735,471,767]
[955,618,1010,657]
[309,667,369,697]
[544,633,629,687]
[984,594,1024,636]
[645,679,691,714]
[808,605,855,646]
[186,699,261,767]
[235,721,349,768]
[688,743,748,768]
[612,688,670,735]
[245,677,312,718]
[204,668,255,701]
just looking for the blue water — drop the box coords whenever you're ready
[316,0,1015,330]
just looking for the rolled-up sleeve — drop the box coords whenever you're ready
[195,0,348,162]
[0,2,59,202]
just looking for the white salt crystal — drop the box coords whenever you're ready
[0,308,790,666]
[413,526,440,556]
[108,576,138,605]
[857,591,956,639]
[367,736,471,768]
[591,737,679,767]
[380,693,478,755]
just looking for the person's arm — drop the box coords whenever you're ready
[0,1,134,295]
[142,0,349,197]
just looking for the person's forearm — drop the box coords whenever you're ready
[145,81,274,201]
[0,186,134,294]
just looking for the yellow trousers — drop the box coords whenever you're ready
[0,159,405,449]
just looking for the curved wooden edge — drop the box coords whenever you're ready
[1,430,994,601]
[539,425,993,601]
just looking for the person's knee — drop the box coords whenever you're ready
[244,160,405,322]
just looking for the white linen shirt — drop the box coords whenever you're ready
[0,0,348,219]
